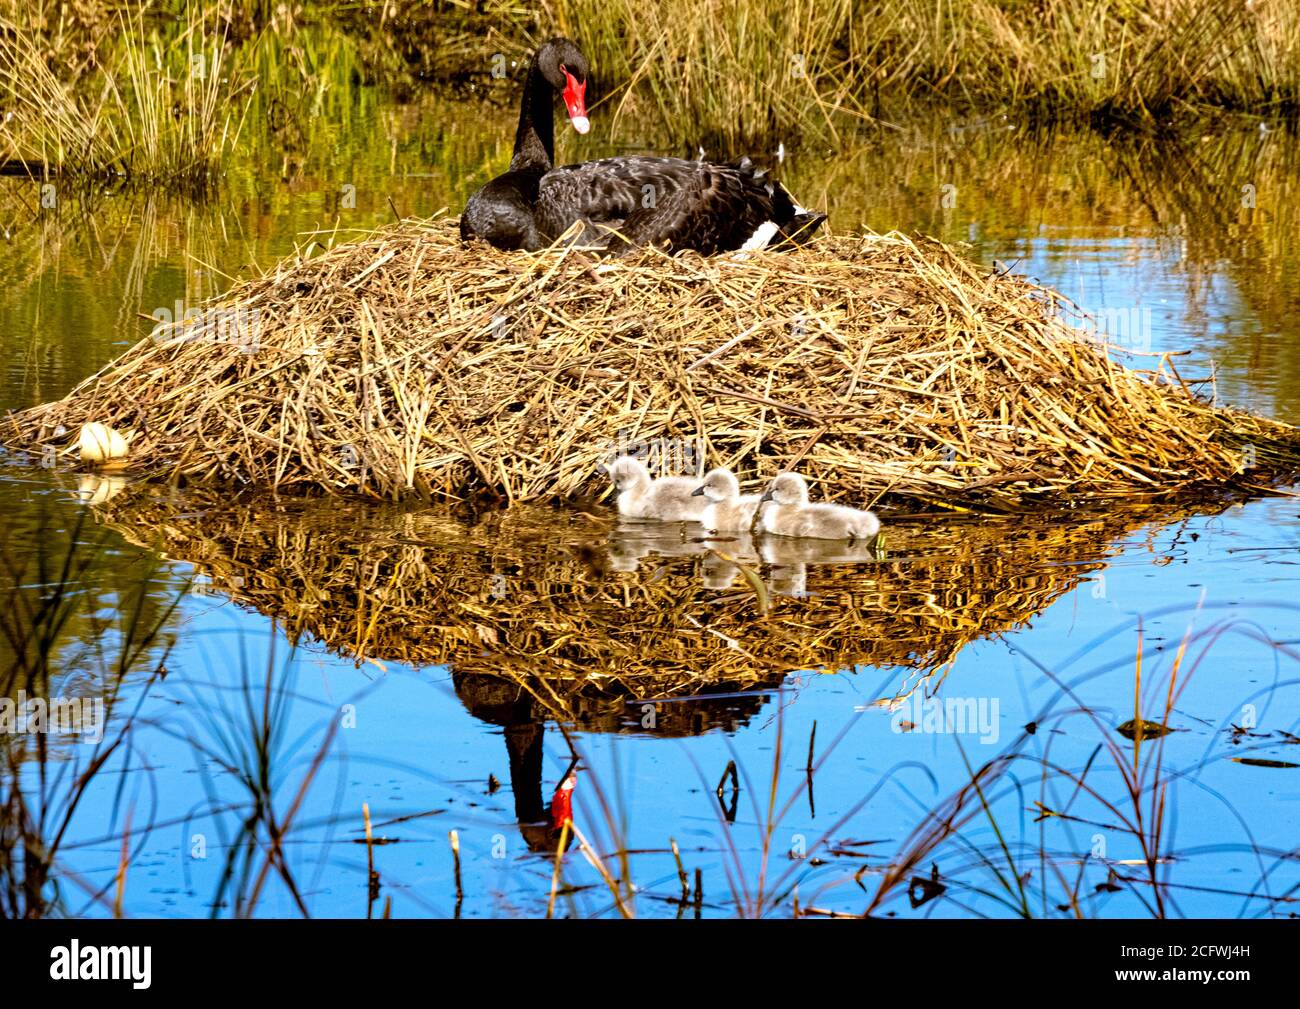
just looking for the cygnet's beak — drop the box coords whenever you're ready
[691,485,707,496]
[760,489,775,503]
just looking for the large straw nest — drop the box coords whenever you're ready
[6,215,1298,509]
[89,483,1224,718]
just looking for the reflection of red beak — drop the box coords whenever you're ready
[561,69,589,135]
[550,770,577,830]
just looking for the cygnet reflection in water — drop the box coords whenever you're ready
[604,519,883,589]
[759,536,882,597]
[605,522,710,573]
[699,532,760,589]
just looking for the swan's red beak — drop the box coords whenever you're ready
[550,770,577,830]
[561,70,589,135]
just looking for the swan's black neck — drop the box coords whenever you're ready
[510,57,555,173]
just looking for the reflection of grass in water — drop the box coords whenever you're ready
[4,491,1295,917]
[0,503,369,918]
[0,504,180,917]
[0,183,259,412]
[542,607,1298,918]
[1106,128,1300,417]
[86,484,1234,708]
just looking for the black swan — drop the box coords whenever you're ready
[460,37,826,255]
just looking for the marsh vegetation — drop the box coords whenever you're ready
[0,1,1297,919]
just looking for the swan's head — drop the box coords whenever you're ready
[760,472,809,506]
[693,467,740,502]
[538,38,590,135]
[605,455,649,492]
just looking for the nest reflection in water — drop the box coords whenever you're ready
[91,483,1224,720]
[81,482,1247,864]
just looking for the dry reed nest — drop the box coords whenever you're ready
[7,215,1299,509]
[91,483,1222,715]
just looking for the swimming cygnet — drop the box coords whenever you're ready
[691,467,762,533]
[757,472,881,542]
[604,456,710,522]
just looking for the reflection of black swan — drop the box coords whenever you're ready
[452,669,776,851]
[453,673,573,853]
[460,38,826,255]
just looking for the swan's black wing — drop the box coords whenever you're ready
[612,165,778,254]
[535,156,782,254]
[533,155,679,242]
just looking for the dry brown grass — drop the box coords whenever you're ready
[5,215,1299,512]
[537,0,1300,143]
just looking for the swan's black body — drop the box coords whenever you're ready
[460,38,826,255]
